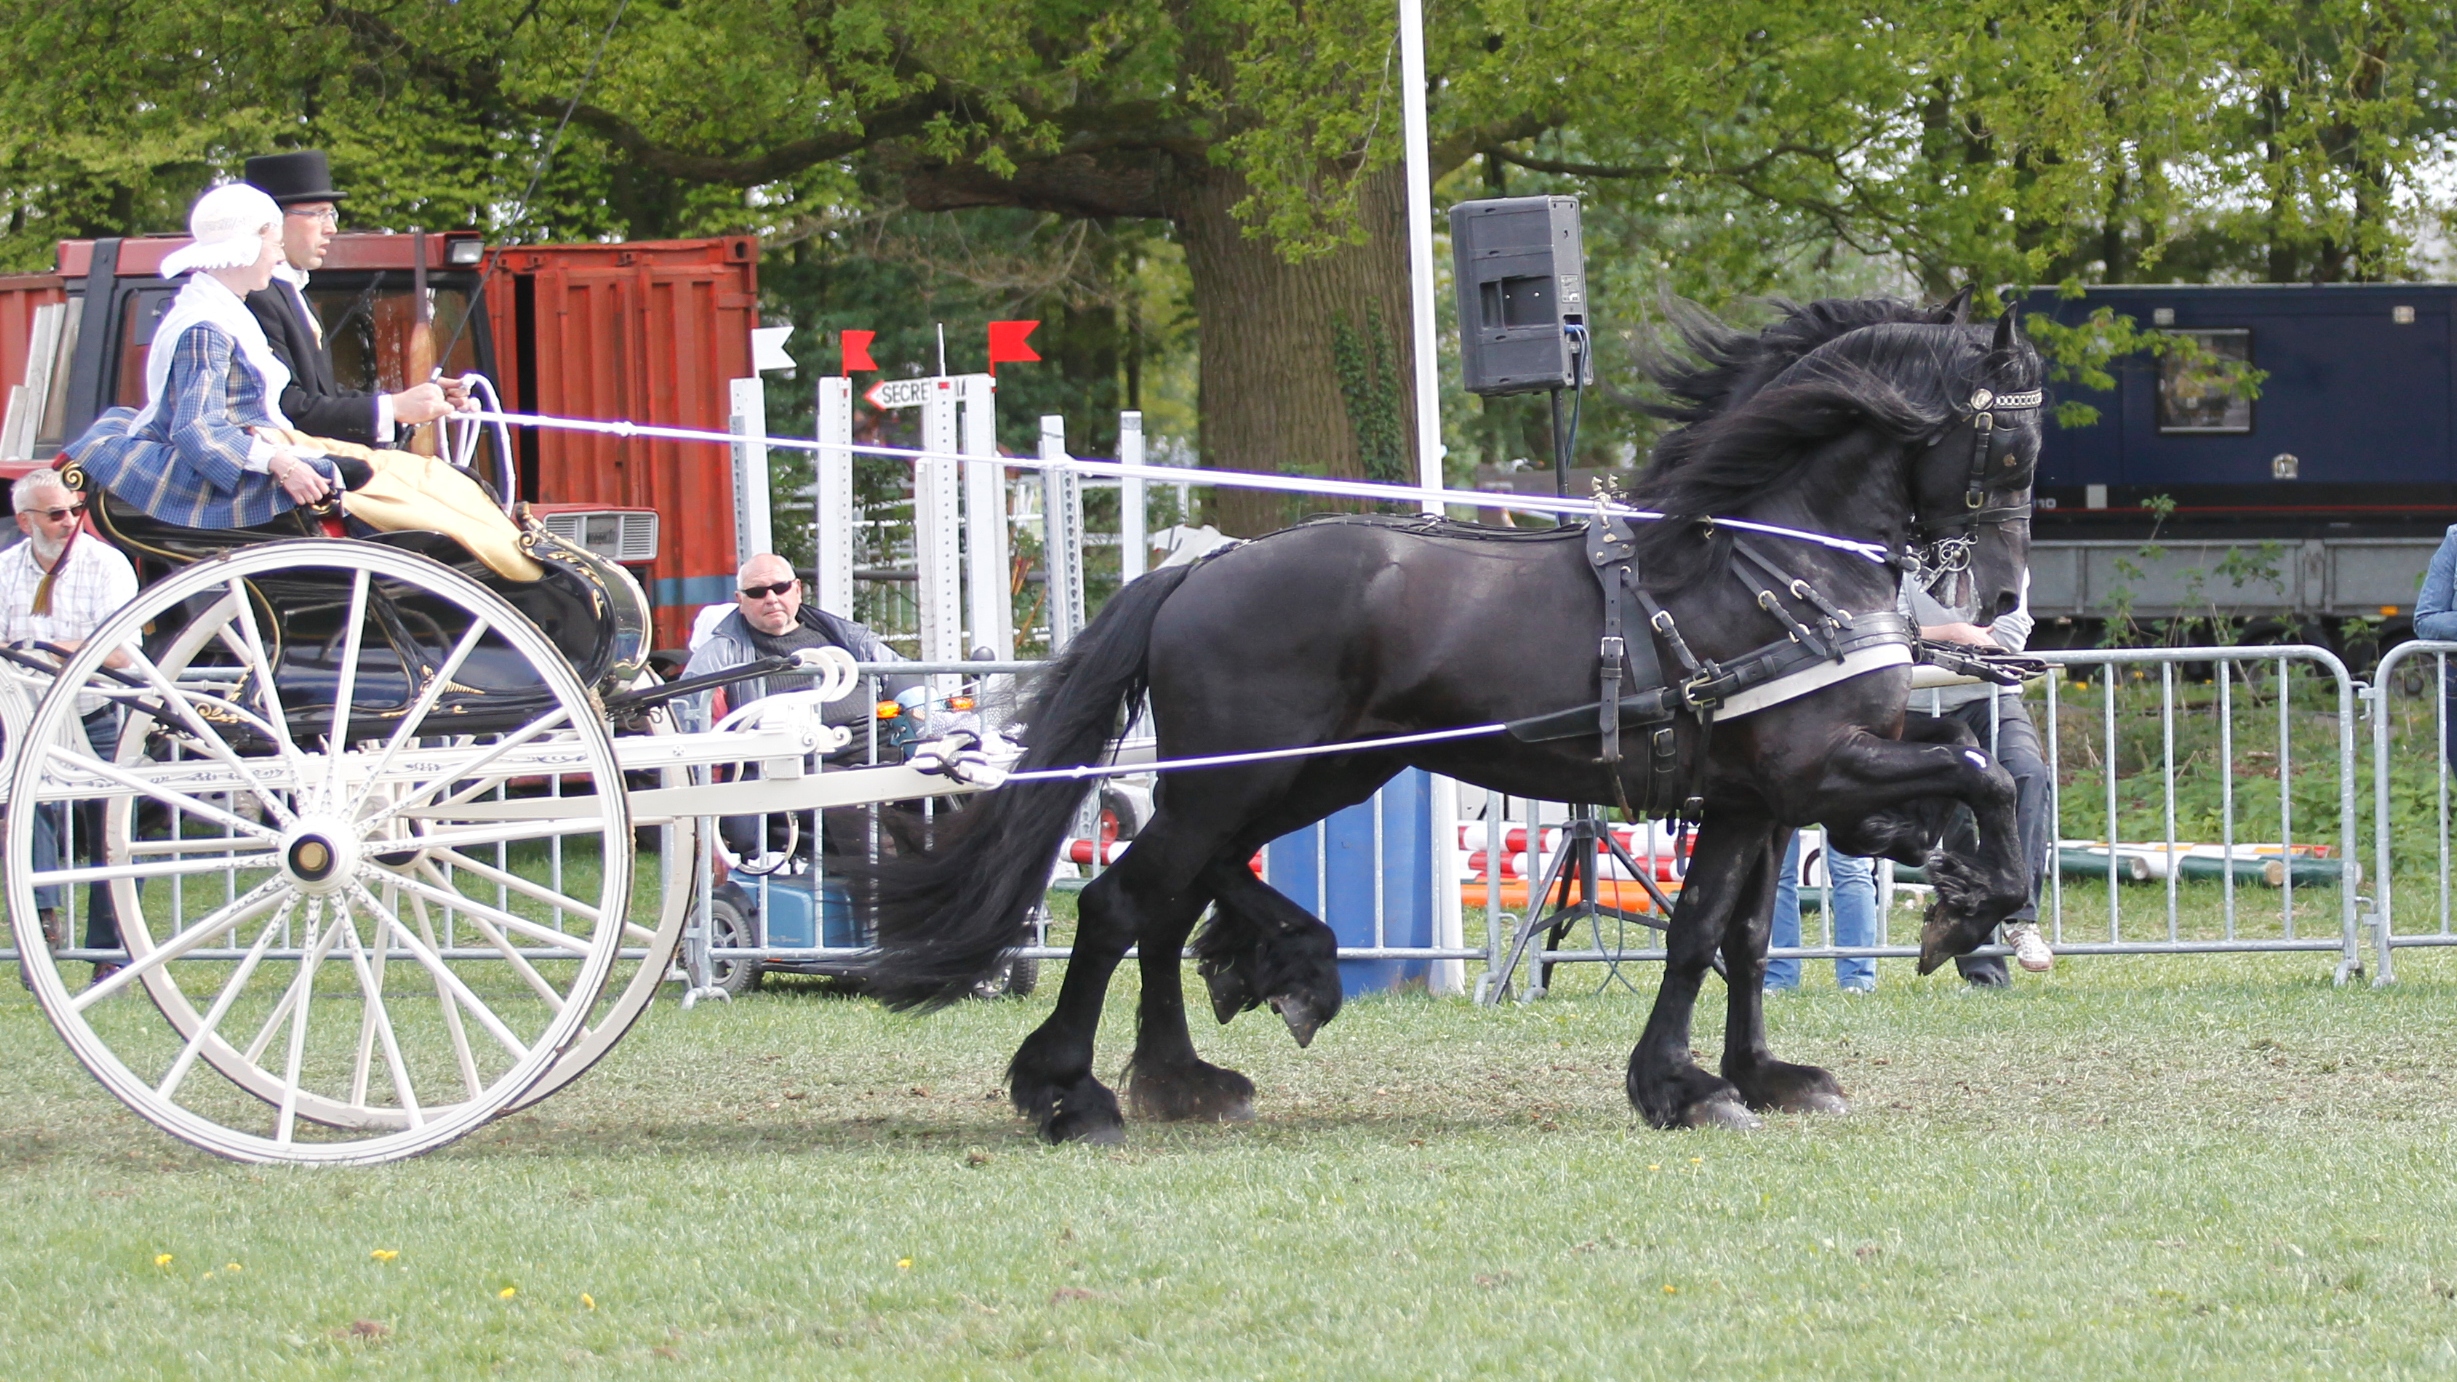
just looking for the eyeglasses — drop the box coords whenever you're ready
[285,207,339,228]
[25,505,79,522]
[738,580,797,600]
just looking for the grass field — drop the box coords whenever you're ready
[12,915,2457,1379]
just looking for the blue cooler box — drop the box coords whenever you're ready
[1262,769,1434,994]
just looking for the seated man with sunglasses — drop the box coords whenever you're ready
[2,470,137,988]
[683,553,918,856]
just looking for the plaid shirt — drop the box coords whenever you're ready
[0,529,138,646]
[66,322,325,529]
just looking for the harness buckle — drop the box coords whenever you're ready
[1598,635,1625,671]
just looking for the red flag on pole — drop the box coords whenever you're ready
[840,330,877,376]
[986,320,1040,376]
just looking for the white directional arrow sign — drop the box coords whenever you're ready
[864,376,956,410]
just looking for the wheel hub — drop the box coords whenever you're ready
[280,818,361,894]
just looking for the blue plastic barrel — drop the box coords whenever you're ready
[1262,769,1434,993]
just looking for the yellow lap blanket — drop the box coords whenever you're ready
[263,431,543,583]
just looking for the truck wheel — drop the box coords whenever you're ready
[707,894,762,997]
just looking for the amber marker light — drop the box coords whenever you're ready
[876,701,902,720]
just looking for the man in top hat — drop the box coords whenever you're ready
[241,150,463,446]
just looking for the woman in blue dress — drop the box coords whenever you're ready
[65,182,346,527]
[64,183,540,581]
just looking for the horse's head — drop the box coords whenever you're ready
[1907,308,2042,624]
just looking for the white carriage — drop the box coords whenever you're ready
[2,537,993,1166]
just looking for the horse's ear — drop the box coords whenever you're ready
[1934,286,1973,324]
[1990,305,2020,354]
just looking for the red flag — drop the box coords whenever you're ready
[840,330,877,376]
[986,320,1041,376]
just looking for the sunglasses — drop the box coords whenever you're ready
[25,505,79,522]
[738,580,797,600]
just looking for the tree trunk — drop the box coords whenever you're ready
[1175,161,1418,536]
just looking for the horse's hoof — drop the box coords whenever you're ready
[1047,1113,1127,1146]
[1269,994,1323,1048]
[1784,1090,1849,1117]
[1682,1094,1763,1131]
[1125,1060,1256,1123]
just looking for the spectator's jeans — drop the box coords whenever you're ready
[30,707,125,949]
[1767,832,1879,990]
[1938,693,2052,982]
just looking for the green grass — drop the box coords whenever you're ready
[13,934,2457,1377]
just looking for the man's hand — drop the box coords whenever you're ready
[440,376,474,409]
[1921,620,1997,648]
[388,381,455,426]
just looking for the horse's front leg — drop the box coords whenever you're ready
[1811,719,2025,974]
[1716,825,1851,1117]
[1627,814,1778,1130]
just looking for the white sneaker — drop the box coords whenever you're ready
[2006,923,2053,973]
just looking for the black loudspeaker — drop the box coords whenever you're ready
[1449,195,1591,396]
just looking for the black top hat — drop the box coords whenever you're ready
[243,150,346,206]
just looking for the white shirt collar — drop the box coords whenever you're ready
[271,261,311,292]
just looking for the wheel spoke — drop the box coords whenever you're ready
[116,642,297,828]
[32,849,282,890]
[336,901,423,1125]
[409,891,484,1100]
[349,882,533,1062]
[155,900,296,1103]
[219,577,321,796]
[275,901,336,1145]
[69,877,290,1014]
[323,569,372,797]
[345,617,495,821]
[392,863,594,957]
[420,847,603,926]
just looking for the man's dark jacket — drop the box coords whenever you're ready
[244,282,382,445]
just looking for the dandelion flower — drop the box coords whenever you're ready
[1662,1284,1678,1295]
[896,1258,913,1271]
[581,1293,596,1310]
[153,1254,173,1268]
[1647,1164,1660,1172]
[498,1286,517,1300]
[225,1262,242,1273]
[1690,1156,1703,1164]
[370,1249,399,1263]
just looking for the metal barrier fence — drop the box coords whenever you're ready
[2364,639,2457,982]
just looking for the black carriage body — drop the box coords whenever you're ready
[2018,283,2457,645]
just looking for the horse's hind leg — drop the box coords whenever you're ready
[1123,855,1262,1123]
[1190,859,1342,1048]
[1007,850,1197,1144]
[1627,813,1781,1130]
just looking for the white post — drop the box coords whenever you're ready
[1119,410,1147,583]
[1399,0,1462,992]
[815,377,855,617]
[728,377,772,566]
[959,374,1012,659]
[1040,416,1085,648]
[916,387,965,668]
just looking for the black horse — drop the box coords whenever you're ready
[869,293,2044,1142]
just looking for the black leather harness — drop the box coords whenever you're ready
[1506,511,1914,821]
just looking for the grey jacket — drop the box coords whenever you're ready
[1903,569,2033,712]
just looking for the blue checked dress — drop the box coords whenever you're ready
[66,322,336,529]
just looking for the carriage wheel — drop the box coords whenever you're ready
[12,541,632,1165]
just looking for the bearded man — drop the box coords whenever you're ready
[1,470,136,985]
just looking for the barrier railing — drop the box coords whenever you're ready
[2363,639,2457,982]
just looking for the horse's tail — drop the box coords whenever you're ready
[863,561,1200,1010]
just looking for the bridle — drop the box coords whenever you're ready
[1910,383,2043,582]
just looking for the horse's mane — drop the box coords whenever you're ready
[1625,294,2042,578]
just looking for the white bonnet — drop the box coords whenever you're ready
[158,183,282,278]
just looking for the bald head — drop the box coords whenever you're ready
[735,553,801,636]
